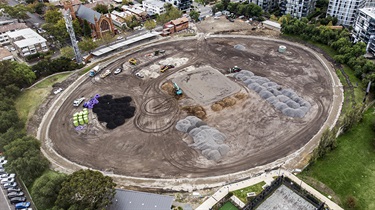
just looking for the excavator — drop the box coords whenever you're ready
[173,82,183,95]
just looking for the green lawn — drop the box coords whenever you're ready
[15,72,72,124]
[219,202,239,210]
[231,181,266,203]
[299,107,375,210]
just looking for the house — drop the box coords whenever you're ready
[0,23,28,46]
[0,48,14,61]
[6,28,48,57]
[107,189,174,210]
[353,7,375,56]
[142,0,166,15]
[63,0,116,38]
[162,16,189,36]
[121,5,148,19]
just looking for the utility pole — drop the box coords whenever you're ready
[64,9,83,64]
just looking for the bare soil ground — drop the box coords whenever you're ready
[47,37,332,178]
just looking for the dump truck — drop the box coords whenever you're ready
[174,82,183,95]
[129,58,137,65]
[89,65,100,77]
[228,66,242,73]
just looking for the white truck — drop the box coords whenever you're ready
[73,97,85,107]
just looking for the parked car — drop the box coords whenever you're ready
[1,173,15,179]
[0,156,5,161]
[10,196,26,204]
[0,159,7,165]
[15,202,30,209]
[0,169,6,175]
[114,68,122,75]
[8,191,24,199]
[53,88,63,95]
[18,208,32,210]
[4,182,17,189]
[1,177,14,184]
[7,187,22,193]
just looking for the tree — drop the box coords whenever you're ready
[122,0,130,5]
[0,127,26,151]
[78,38,97,53]
[144,19,156,30]
[0,4,31,21]
[94,4,108,14]
[73,19,83,37]
[60,46,75,59]
[44,9,62,24]
[33,2,45,15]
[31,172,67,210]
[0,61,35,88]
[83,20,92,37]
[156,3,182,24]
[55,169,116,210]
[4,136,50,186]
[189,10,199,22]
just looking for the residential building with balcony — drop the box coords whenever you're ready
[6,28,48,57]
[164,0,192,10]
[249,0,278,12]
[142,0,166,15]
[353,7,375,55]
[279,0,316,18]
[327,0,366,26]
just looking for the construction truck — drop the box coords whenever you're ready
[160,65,175,73]
[129,58,137,65]
[228,66,242,73]
[89,65,100,77]
[173,82,183,95]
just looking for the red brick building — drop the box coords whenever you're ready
[162,17,189,36]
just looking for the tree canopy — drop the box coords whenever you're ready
[55,169,116,210]
[156,3,182,24]
[0,61,35,89]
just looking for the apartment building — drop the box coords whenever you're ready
[142,0,166,15]
[327,0,366,26]
[6,28,48,57]
[353,7,375,55]
[249,0,278,12]
[164,0,192,10]
[0,22,28,46]
[279,0,317,18]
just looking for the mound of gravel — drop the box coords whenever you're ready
[93,95,135,129]
[234,71,311,118]
[176,116,229,161]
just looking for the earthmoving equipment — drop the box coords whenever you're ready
[129,58,137,65]
[160,65,175,73]
[173,82,183,95]
[228,66,242,73]
[73,97,85,107]
[89,65,100,77]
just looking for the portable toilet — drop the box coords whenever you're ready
[278,45,287,53]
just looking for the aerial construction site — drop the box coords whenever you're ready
[41,36,334,187]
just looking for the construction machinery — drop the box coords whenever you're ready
[160,65,175,73]
[89,65,100,77]
[173,82,183,95]
[129,58,137,65]
[228,66,242,73]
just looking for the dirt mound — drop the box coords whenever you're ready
[182,105,206,119]
[234,92,247,100]
[211,97,237,111]
[92,95,135,129]
[161,82,175,95]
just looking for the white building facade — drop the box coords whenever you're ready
[353,7,375,55]
[6,28,48,57]
[142,0,166,15]
[327,0,366,26]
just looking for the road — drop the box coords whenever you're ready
[0,186,12,210]
[191,2,212,19]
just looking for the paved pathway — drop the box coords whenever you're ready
[196,169,343,210]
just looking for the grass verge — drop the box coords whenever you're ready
[231,181,266,203]
[15,72,72,124]
[219,201,239,210]
[299,107,375,210]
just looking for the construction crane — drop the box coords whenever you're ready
[173,82,183,95]
[64,9,83,64]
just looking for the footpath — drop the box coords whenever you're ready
[196,169,343,210]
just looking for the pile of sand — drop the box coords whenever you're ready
[182,105,206,119]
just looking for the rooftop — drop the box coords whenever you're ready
[6,28,47,48]
[171,16,189,25]
[0,48,12,59]
[107,189,174,210]
[0,23,28,34]
[360,7,375,18]
[76,5,102,24]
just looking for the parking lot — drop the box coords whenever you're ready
[0,186,12,210]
